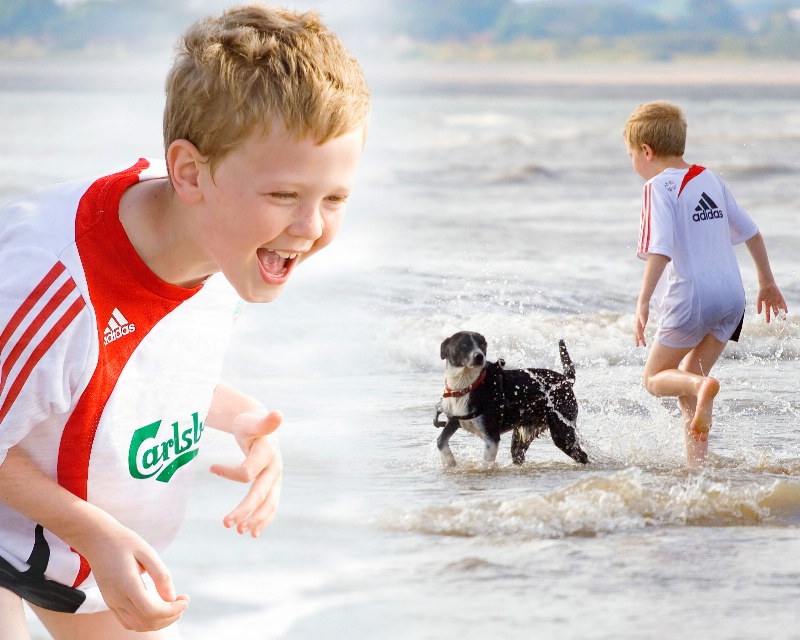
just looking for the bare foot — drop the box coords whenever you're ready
[689,376,720,442]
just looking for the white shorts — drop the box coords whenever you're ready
[655,307,745,349]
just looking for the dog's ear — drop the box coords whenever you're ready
[440,337,450,360]
[477,334,487,354]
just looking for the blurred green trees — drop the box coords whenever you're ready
[0,0,62,37]
[0,0,798,60]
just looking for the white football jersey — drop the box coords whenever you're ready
[637,165,758,343]
[0,159,241,612]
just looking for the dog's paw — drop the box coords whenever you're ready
[440,450,457,468]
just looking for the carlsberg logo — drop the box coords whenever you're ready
[128,412,204,482]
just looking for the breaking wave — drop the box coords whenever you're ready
[385,468,800,539]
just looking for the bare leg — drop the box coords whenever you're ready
[643,336,726,467]
[677,335,727,467]
[0,588,31,640]
[678,394,704,467]
[31,606,181,640]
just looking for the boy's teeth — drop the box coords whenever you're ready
[274,250,298,259]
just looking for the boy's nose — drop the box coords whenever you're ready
[291,204,323,240]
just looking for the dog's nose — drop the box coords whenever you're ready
[473,352,484,366]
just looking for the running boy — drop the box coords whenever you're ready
[0,4,370,638]
[624,101,787,468]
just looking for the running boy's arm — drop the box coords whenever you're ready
[744,231,788,322]
[0,447,188,632]
[635,253,671,347]
[205,382,283,537]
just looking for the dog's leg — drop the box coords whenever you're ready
[547,413,588,464]
[481,435,500,467]
[437,418,460,467]
[510,427,531,465]
[433,402,448,428]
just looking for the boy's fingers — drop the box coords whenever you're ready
[116,604,187,633]
[240,435,277,476]
[223,463,282,532]
[109,550,189,632]
[109,582,187,633]
[135,549,177,602]
[124,593,189,631]
[210,463,248,482]
[240,411,283,440]
[211,436,278,483]
[241,480,283,536]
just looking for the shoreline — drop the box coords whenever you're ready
[364,60,800,98]
[1,57,799,98]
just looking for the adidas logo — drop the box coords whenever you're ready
[693,192,724,222]
[103,308,136,346]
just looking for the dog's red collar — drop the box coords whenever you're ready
[443,368,487,398]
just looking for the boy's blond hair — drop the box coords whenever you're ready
[163,4,371,173]
[623,101,686,158]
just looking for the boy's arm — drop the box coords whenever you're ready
[205,382,283,537]
[635,253,670,347]
[0,447,188,632]
[744,232,788,323]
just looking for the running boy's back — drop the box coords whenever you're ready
[625,101,786,467]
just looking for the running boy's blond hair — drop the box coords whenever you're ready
[163,4,371,173]
[623,100,687,158]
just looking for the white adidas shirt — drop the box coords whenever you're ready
[0,159,241,612]
[637,165,759,345]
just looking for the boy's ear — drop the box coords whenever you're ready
[167,139,205,205]
[641,143,655,160]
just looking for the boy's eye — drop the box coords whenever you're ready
[270,192,297,200]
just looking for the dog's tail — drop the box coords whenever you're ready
[558,339,575,385]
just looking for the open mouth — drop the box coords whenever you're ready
[256,248,300,282]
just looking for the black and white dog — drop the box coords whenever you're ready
[434,331,589,467]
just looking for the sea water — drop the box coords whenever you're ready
[1,60,799,640]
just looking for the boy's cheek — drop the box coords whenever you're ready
[308,217,344,257]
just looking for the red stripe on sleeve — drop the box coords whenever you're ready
[0,263,66,354]
[0,297,85,426]
[0,279,77,397]
[638,182,652,254]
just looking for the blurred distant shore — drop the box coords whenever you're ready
[370,59,800,99]
[1,57,799,99]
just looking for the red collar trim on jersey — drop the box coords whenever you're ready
[677,164,706,197]
[104,161,204,301]
[443,368,487,398]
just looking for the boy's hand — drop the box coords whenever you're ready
[757,282,788,323]
[0,447,187,632]
[81,517,189,631]
[635,299,649,347]
[210,411,283,537]
[635,254,669,348]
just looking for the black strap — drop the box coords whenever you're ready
[434,403,483,426]
[448,409,484,421]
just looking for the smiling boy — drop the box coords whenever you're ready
[0,5,370,638]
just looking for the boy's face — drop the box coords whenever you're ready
[197,124,364,303]
[626,141,657,181]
